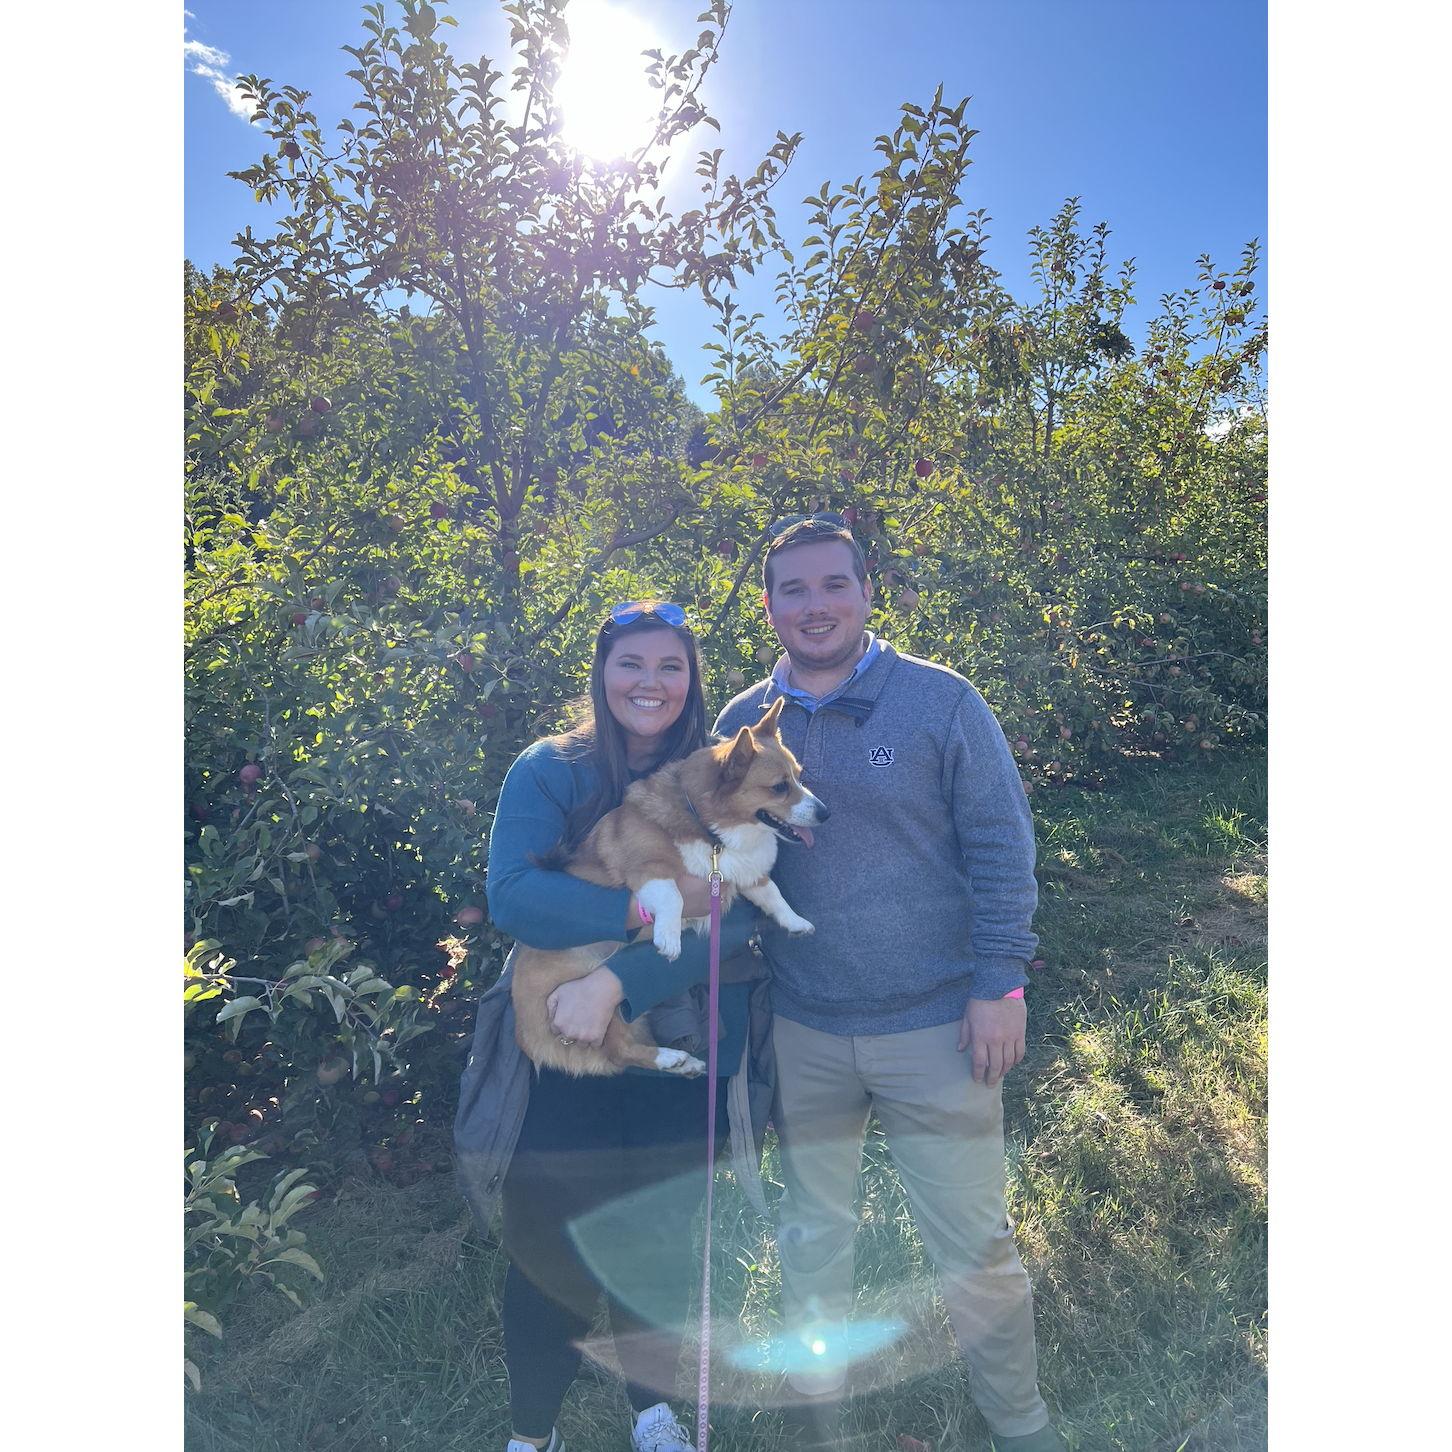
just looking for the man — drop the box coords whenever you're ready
[714,515,1065,1452]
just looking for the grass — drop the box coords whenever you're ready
[186,756,1267,1452]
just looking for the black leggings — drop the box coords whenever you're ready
[501,1066,728,1439]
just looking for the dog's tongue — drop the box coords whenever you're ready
[795,825,815,848]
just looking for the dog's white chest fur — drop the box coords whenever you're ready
[677,823,779,886]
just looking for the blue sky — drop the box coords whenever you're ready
[185,0,1266,404]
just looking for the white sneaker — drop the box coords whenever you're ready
[506,1431,563,1452]
[631,1402,694,1452]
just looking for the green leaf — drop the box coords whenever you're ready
[216,995,265,1025]
[269,1246,325,1280]
[184,1302,224,1339]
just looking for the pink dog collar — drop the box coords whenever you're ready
[636,899,654,927]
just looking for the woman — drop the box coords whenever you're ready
[454,601,772,1452]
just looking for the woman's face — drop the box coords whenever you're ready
[601,626,692,762]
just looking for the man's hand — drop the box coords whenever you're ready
[958,995,1027,1086]
[547,966,624,1047]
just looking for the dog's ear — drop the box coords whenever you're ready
[722,725,757,783]
[753,696,785,735]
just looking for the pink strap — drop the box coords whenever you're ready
[1003,985,1024,999]
[636,898,654,926]
[695,874,722,1452]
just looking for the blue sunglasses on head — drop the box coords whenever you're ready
[606,600,687,628]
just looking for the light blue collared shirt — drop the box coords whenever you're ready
[768,632,881,713]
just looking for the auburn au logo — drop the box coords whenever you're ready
[868,746,895,767]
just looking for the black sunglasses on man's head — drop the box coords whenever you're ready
[766,511,850,539]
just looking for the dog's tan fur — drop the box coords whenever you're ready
[512,697,825,1077]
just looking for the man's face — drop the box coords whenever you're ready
[765,539,873,674]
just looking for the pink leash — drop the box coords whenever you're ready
[695,852,723,1452]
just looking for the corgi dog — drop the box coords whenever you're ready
[511,697,828,1077]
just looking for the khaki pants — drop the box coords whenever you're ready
[772,1015,1050,1439]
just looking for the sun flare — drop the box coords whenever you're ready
[556,0,664,161]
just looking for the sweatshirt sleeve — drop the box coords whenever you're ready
[485,743,634,950]
[942,689,1040,998]
[612,898,762,1021]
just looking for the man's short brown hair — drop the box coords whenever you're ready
[762,516,869,598]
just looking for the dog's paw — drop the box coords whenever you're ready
[653,1047,706,1077]
[779,913,815,936]
[652,923,683,960]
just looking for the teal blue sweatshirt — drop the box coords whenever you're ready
[485,738,756,1075]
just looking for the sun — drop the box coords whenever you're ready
[556,0,664,162]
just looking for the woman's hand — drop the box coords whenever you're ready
[626,874,716,930]
[547,966,625,1047]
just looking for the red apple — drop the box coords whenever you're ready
[296,415,320,438]
[839,467,855,483]
[383,893,404,913]
[281,140,302,160]
[238,763,263,787]
[429,500,450,519]
[454,905,485,927]
[455,652,476,673]
[310,395,332,414]
[381,574,402,596]
[751,453,768,469]
[896,586,920,610]
[304,936,328,954]
[852,309,876,332]
[841,506,859,526]
[290,610,309,626]
[265,412,287,433]
[725,668,746,688]
[305,843,322,863]
[477,700,498,719]
[851,355,873,373]
[755,645,776,666]
[379,1088,402,1108]
[914,457,934,478]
